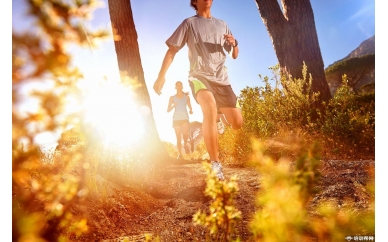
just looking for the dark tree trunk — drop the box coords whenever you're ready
[254,0,332,106]
[107,0,170,162]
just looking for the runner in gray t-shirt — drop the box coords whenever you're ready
[165,14,233,86]
[153,0,243,180]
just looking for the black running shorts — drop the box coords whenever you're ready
[188,77,241,109]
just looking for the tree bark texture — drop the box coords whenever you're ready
[254,0,332,104]
[107,0,170,161]
[107,0,150,106]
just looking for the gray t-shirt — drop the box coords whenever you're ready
[166,15,233,85]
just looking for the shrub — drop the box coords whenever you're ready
[193,162,242,242]
[163,139,209,161]
[325,54,375,94]
[248,138,374,242]
[219,63,320,165]
[219,64,375,164]
[321,75,375,157]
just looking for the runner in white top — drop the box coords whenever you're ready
[167,81,193,159]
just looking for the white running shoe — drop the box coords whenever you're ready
[211,161,225,180]
[217,120,225,135]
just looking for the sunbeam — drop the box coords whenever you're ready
[81,79,145,148]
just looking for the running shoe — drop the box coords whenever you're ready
[217,120,225,135]
[211,161,225,180]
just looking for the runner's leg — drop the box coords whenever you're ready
[181,121,191,154]
[174,126,183,156]
[181,122,189,145]
[218,113,230,126]
[219,107,243,130]
[196,90,219,161]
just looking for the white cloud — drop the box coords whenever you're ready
[348,4,374,22]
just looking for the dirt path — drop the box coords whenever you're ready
[75,159,374,242]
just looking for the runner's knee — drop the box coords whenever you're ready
[197,93,217,120]
[231,117,243,129]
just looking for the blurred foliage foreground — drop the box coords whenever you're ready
[12,0,108,241]
[12,0,374,241]
[194,139,374,242]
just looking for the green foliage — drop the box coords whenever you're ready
[321,75,375,153]
[12,0,108,241]
[249,139,320,242]
[193,162,242,242]
[249,139,374,242]
[188,139,210,160]
[219,126,253,165]
[85,143,158,194]
[325,54,375,76]
[217,63,374,241]
[219,63,374,164]
[309,199,375,242]
[219,63,321,164]
[13,128,89,241]
[244,63,319,135]
[163,141,179,159]
[325,54,375,94]
[144,233,160,242]
[163,139,209,161]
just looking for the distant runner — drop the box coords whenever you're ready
[154,0,243,180]
[167,81,193,159]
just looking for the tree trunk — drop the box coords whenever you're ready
[254,0,332,106]
[107,0,171,162]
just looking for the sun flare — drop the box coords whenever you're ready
[81,79,145,147]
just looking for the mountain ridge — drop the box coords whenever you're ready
[327,35,375,69]
[324,35,375,94]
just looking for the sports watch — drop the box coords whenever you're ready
[233,39,238,47]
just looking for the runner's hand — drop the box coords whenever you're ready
[153,77,165,95]
[223,34,236,47]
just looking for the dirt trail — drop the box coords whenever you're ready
[75,159,374,242]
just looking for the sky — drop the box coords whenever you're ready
[77,0,377,145]
[7,0,387,240]
[11,0,376,144]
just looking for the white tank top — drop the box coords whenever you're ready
[173,95,189,120]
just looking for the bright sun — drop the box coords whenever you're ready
[81,79,145,147]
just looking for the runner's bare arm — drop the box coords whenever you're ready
[167,96,175,112]
[223,34,239,59]
[187,95,193,114]
[153,46,178,95]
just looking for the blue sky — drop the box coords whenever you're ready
[12,0,376,144]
